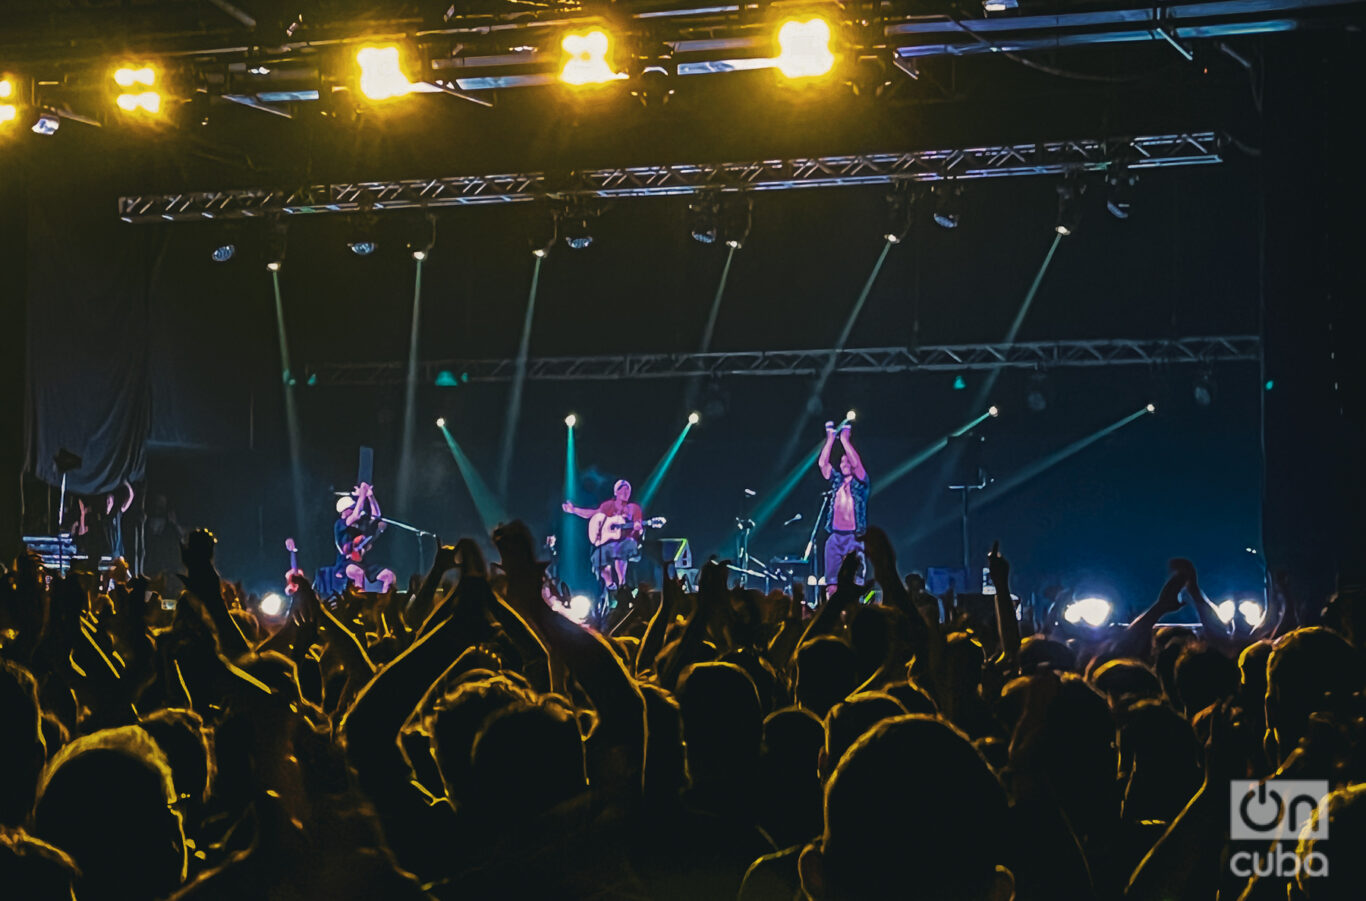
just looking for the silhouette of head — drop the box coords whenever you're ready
[1173,643,1238,717]
[32,726,186,901]
[677,662,762,786]
[795,637,859,719]
[821,692,907,781]
[1265,627,1362,765]
[0,828,79,901]
[0,661,45,828]
[467,697,587,820]
[429,676,532,803]
[139,708,214,810]
[801,715,1013,901]
[1090,658,1162,707]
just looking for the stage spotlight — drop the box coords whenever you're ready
[560,29,622,85]
[0,77,15,125]
[1146,403,1157,413]
[1238,599,1265,628]
[211,244,236,263]
[564,413,578,428]
[630,53,676,107]
[1106,168,1136,219]
[436,417,446,428]
[1026,372,1050,413]
[113,64,161,115]
[260,592,287,617]
[953,375,967,391]
[1063,596,1112,627]
[404,213,436,261]
[989,405,1000,417]
[349,241,377,256]
[721,194,753,249]
[688,411,701,425]
[1055,173,1085,236]
[883,182,918,244]
[356,46,412,101]
[264,222,287,271]
[567,594,593,623]
[1193,371,1217,407]
[846,409,857,422]
[1216,599,1236,624]
[530,210,558,258]
[563,216,594,250]
[932,183,962,229]
[983,0,1018,10]
[30,111,59,135]
[775,17,836,79]
[688,194,720,245]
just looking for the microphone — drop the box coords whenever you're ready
[783,513,803,526]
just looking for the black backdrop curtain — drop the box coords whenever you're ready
[23,162,161,496]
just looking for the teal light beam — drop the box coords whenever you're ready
[439,424,507,534]
[560,420,589,594]
[683,245,737,413]
[498,254,544,499]
[872,408,996,498]
[900,404,1155,546]
[396,255,426,513]
[270,269,306,534]
[975,405,1152,510]
[752,439,826,533]
[969,231,1063,411]
[640,419,695,508]
[776,241,893,471]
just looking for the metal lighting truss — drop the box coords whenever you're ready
[118,132,1220,222]
[305,335,1260,386]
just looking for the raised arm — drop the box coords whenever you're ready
[562,500,598,520]
[818,421,838,480]
[986,541,1021,666]
[838,425,867,481]
[493,522,646,789]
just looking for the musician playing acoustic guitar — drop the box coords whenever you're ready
[562,479,643,591]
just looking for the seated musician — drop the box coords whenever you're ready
[334,481,395,593]
[562,479,643,590]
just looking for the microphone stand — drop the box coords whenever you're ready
[381,517,436,566]
[802,489,833,585]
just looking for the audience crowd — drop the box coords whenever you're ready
[1,517,1363,900]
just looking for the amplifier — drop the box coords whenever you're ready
[657,538,691,569]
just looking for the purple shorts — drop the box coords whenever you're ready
[824,531,865,587]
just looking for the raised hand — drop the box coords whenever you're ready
[1155,570,1186,616]
[987,540,1010,591]
[562,500,575,514]
[432,541,458,575]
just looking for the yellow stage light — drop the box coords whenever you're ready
[0,78,13,99]
[775,17,836,79]
[114,65,162,115]
[356,46,412,101]
[560,30,623,85]
[0,105,15,125]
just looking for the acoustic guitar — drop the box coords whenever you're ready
[588,513,667,547]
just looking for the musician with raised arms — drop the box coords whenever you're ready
[562,479,643,591]
[335,481,396,593]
